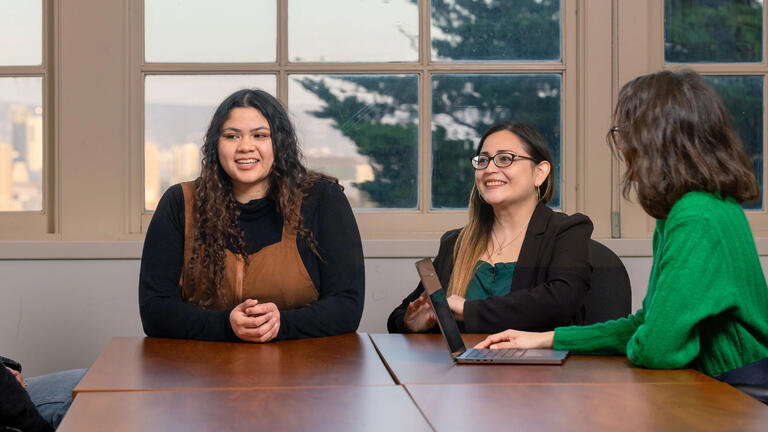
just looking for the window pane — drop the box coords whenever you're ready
[665,0,763,63]
[144,75,276,210]
[289,0,418,62]
[431,0,561,61]
[289,74,419,209]
[703,75,764,209]
[145,0,276,63]
[431,74,561,209]
[0,77,43,211]
[0,0,42,66]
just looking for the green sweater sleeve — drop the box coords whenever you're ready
[553,309,643,355]
[556,211,734,367]
[553,221,659,354]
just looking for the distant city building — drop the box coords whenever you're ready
[10,105,28,164]
[170,142,200,185]
[26,111,43,172]
[0,143,13,210]
[1,105,44,211]
[12,161,29,184]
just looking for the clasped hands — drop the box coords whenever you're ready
[229,299,280,343]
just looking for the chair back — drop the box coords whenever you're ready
[584,240,631,325]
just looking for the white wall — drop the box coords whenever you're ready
[3,254,767,376]
[1,260,144,376]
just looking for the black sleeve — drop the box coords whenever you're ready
[0,366,54,432]
[462,214,593,333]
[387,230,459,333]
[138,184,238,342]
[276,182,365,340]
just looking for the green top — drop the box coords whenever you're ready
[554,191,768,376]
[465,261,516,301]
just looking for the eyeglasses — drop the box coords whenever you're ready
[470,152,537,170]
[608,126,623,160]
[609,126,622,150]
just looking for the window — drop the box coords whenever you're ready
[0,0,49,236]
[667,0,764,210]
[616,0,768,237]
[136,0,578,237]
[23,2,768,243]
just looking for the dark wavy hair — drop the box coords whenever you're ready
[184,89,332,308]
[612,69,759,219]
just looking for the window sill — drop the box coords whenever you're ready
[8,237,765,260]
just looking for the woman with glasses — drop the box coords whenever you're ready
[388,122,593,334]
[477,70,768,402]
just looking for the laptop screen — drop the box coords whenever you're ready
[415,258,466,356]
[428,288,467,355]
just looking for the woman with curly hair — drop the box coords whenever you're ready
[477,70,768,402]
[139,89,364,342]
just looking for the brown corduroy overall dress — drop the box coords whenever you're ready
[179,182,319,310]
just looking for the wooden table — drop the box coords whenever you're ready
[406,382,768,431]
[59,386,431,432]
[369,334,768,431]
[74,334,394,392]
[370,333,710,385]
[63,333,767,431]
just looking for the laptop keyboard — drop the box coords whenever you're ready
[463,348,526,359]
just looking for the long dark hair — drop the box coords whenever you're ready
[612,69,759,219]
[185,89,330,308]
[448,122,555,296]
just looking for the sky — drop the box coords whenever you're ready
[144,0,417,63]
[0,0,42,66]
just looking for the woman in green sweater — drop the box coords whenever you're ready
[476,69,768,401]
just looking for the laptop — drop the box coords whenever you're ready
[415,258,569,365]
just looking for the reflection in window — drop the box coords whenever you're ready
[289,75,419,209]
[665,0,763,63]
[144,75,276,210]
[0,78,43,211]
[431,0,561,61]
[431,74,561,209]
[289,0,418,62]
[703,75,764,209]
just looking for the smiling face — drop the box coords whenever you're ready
[217,107,275,202]
[474,130,550,208]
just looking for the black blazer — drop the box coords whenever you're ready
[387,202,594,334]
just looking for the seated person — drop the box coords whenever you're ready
[388,122,593,334]
[139,89,364,343]
[477,70,768,403]
[2,356,86,430]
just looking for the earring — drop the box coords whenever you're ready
[536,185,541,201]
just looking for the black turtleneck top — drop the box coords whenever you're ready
[138,178,365,342]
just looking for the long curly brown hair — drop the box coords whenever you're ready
[184,89,330,308]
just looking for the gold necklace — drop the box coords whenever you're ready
[491,223,528,256]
